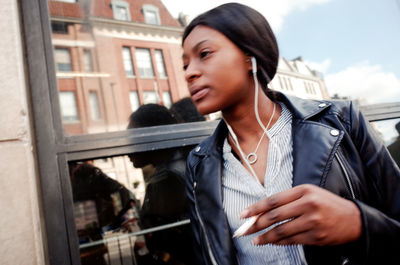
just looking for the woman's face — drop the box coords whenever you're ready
[182,25,252,115]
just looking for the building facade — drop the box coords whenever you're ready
[49,0,187,135]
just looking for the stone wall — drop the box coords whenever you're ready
[0,1,46,264]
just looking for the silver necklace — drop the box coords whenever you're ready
[229,102,276,165]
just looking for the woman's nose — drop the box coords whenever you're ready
[184,62,201,82]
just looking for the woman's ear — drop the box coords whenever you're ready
[246,56,252,72]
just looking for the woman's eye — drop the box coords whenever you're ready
[199,50,212,59]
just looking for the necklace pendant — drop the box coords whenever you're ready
[246,153,258,165]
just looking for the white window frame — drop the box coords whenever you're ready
[59,91,79,122]
[111,0,131,21]
[55,47,72,72]
[142,4,161,25]
[155,49,167,78]
[83,49,93,72]
[135,48,155,78]
[122,47,135,77]
[89,91,101,121]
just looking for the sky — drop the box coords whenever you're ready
[161,0,400,105]
[161,0,400,143]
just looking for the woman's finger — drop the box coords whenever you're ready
[240,184,315,219]
[252,215,313,245]
[242,193,306,236]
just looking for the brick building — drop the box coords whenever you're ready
[49,0,187,135]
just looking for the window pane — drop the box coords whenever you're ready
[115,6,129,21]
[69,152,197,264]
[129,91,140,112]
[155,50,167,78]
[144,10,158,25]
[89,92,101,121]
[59,91,79,122]
[122,47,135,77]
[51,22,69,34]
[83,50,93,72]
[55,48,72,72]
[143,91,159,104]
[162,91,172,108]
[47,0,205,135]
[135,48,154,78]
[371,119,400,167]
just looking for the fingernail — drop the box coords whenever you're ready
[239,209,249,219]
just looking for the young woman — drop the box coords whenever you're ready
[182,3,400,265]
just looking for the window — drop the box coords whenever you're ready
[373,119,400,167]
[285,77,293,91]
[51,22,69,34]
[143,91,159,104]
[122,47,135,77]
[129,91,140,112]
[111,1,131,21]
[155,50,167,78]
[162,91,172,108]
[304,81,310,94]
[83,50,93,72]
[142,4,161,25]
[20,1,400,265]
[59,91,79,122]
[278,76,285,90]
[89,92,101,121]
[135,48,155,78]
[55,48,72,72]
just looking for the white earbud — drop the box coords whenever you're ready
[251,56,257,74]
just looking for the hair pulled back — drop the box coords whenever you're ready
[182,3,279,98]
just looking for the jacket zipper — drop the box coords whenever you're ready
[193,181,218,265]
[334,153,356,199]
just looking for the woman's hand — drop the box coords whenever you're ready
[239,184,362,246]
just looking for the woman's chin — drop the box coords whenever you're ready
[195,103,219,116]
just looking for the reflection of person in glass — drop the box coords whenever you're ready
[182,3,400,265]
[388,121,400,167]
[70,161,136,265]
[170,97,206,123]
[127,104,195,265]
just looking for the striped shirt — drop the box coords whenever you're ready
[222,103,307,265]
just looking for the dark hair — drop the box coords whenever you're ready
[182,3,279,98]
[127,104,178,129]
[170,97,206,123]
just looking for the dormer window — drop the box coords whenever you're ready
[111,0,131,21]
[142,4,161,25]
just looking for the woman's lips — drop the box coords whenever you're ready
[191,87,210,102]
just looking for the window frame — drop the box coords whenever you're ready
[122,46,135,77]
[20,1,400,265]
[59,90,80,122]
[135,47,155,78]
[142,4,161,25]
[55,47,73,72]
[111,0,131,21]
[82,49,93,72]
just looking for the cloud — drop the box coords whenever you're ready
[162,0,332,32]
[304,58,332,73]
[324,61,400,104]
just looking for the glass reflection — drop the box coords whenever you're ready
[69,103,206,264]
[372,119,400,167]
[48,0,190,135]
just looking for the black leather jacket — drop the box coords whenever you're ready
[185,93,400,265]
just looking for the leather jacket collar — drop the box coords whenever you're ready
[192,92,343,188]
